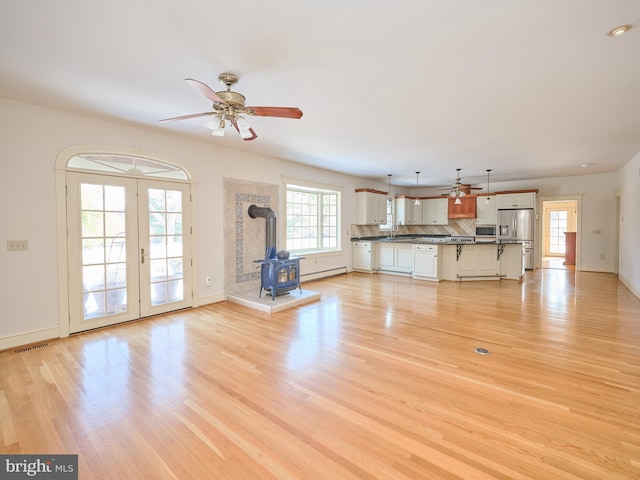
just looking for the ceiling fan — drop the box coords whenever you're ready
[438,168,482,200]
[160,73,303,141]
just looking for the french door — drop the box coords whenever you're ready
[66,173,192,333]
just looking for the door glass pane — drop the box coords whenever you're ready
[549,209,568,254]
[147,188,184,307]
[80,183,128,319]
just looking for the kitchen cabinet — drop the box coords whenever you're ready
[356,189,388,225]
[412,244,440,280]
[395,196,418,225]
[496,192,536,209]
[499,243,525,279]
[441,244,499,280]
[422,198,448,225]
[476,195,497,225]
[377,243,413,274]
[447,195,476,219]
[352,241,374,272]
[457,244,499,279]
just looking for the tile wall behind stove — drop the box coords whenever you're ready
[223,178,279,295]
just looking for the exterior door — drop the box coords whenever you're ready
[138,180,192,318]
[67,173,191,333]
[543,202,576,257]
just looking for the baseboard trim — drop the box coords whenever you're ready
[619,274,640,301]
[198,293,225,306]
[301,266,348,282]
[0,327,59,352]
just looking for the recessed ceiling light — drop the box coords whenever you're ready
[607,24,633,37]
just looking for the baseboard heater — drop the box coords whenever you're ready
[456,274,507,280]
[375,268,412,276]
[301,266,348,282]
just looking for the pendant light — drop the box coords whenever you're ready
[387,174,392,204]
[414,171,421,206]
[485,169,492,203]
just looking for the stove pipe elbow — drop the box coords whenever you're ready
[248,204,277,260]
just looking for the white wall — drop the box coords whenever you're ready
[1,97,637,349]
[618,151,640,297]
[0,97,381,349]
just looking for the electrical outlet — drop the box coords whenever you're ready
[599,254,605,260]
[7,240,28,251]
[204,275,212,286]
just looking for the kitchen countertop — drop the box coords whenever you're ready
[351,235,523,245]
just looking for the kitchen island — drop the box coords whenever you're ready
[351,235,525,281]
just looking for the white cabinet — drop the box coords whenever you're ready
[412,245,440,281]
[422,198,448,225]
[457,244,499,279]
[496,192,536,209]
[413,202,424,225]
[499,243,525,280]
[395,197,418,225]
[377,243,413,274]
[476,195,497,225]
[352,242,373,272]
[356,190,388,225]
[378,243,395,270]
[451,244,500,280]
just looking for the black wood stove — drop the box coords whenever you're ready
[248,204,303,300]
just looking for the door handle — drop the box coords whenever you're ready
[141,248,145,264]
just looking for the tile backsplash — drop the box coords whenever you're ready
[351,219,476,239]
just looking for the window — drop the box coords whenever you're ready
[285,182,341,254]
[67,153,189,180]
[381,198,393,231]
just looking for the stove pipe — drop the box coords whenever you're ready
[248,204,277,260]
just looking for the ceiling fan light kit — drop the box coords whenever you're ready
[160,73,303,141]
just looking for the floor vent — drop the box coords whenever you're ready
[15,342,49,353]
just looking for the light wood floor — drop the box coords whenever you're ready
[1,269,639,479]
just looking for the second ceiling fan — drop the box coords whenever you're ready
[160,73,303,141]
[439,168,482,201]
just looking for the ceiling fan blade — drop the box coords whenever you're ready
[231,120,258,141]
[185,78,227,104]
[247,106,303,119]
[159,112,214,122]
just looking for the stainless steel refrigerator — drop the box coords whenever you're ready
[497,208,534,269]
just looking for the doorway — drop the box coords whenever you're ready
[67,172,191,333]
[66,173,192,333]
[541,200,578,270]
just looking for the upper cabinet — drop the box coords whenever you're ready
[476,195,497,225]
[447,195,477,219]
[355,189,388,225]
[422,198,448,225]
[395,196,418,225]
[496,191,537,209]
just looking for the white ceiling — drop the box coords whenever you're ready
[1,0,639,187]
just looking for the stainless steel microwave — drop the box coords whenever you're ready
[475,225,496,236]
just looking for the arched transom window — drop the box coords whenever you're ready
[67,153,189,180]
